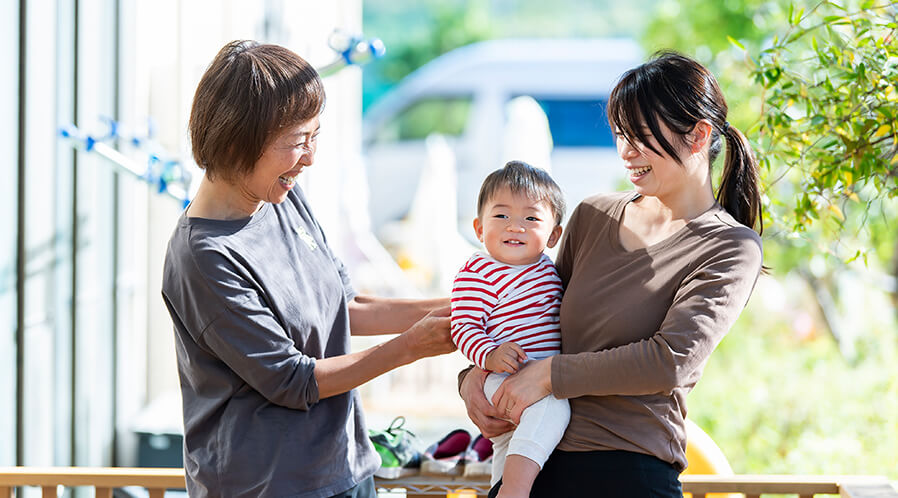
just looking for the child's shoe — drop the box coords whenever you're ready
[462,434,493,478]
[368,416,422,479]
[419,429,471,476]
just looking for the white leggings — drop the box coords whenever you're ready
[483,371,571,486]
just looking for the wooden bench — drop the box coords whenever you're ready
[1,467,895,497]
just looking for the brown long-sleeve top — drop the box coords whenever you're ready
[550,191,762,471]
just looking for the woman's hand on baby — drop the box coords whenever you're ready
[401,305,455,360]
[484,342,527,374]
[491,357,553,425]
[460,367,516,438]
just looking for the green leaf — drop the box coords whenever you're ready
[727,35,745,50]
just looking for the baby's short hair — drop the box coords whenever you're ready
[476,160,566,226]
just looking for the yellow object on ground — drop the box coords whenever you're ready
[683,419,739,498]
[447,489,478,498]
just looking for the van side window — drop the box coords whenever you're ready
[374,96,472,143]
[522,97,615,148]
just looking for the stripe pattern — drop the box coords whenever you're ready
[451,252,563,370]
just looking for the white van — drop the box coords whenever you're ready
[362,38,642,233]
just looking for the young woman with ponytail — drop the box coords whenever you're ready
[459,51,764,497]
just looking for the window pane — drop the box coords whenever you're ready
[72,0,117,467]
[23,0,70,468]
[375,96,472,143]
[0,0,18,468]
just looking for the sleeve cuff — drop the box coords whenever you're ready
[475,344,499,370]
[550,353,573,399]
[305,356,321,407]
[457,364,475,395]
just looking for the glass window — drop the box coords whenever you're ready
[22,0,75,468]
[0,0,18,469]
[528,97,615,148]
[71,0,117,468]
[374,96,472,143]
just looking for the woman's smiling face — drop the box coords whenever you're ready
[241,116,320,207]
[616,119,690,199]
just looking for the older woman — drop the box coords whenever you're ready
[162,40,454,498]
[460,51,764,497]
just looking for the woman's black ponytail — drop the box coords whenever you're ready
[718,123,763,234]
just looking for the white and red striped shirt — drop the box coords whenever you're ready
[451,252,563,370]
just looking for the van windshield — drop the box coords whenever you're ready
[521,97,615,148]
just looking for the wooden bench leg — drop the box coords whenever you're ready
[148,488,166,498]
[41,486,56,498]
[0,486,11,498]
[95,487,113,498]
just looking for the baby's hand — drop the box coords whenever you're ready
[484,342,527,374]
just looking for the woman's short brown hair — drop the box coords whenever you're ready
[189,40,325,182]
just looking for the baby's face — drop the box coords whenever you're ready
[474,187,561,266]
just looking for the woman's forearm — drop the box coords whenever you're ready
[316,309,453,399]
[348,295,448,335]
[313,334,413,399]
[553,240,762,399]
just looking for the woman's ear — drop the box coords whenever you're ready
[547,225,563,249]
[690,120,713,153]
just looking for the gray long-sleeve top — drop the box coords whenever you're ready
[162,187,378,497]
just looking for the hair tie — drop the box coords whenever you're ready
[723,121,731,133]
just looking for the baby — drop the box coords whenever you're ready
[451,160,570,498]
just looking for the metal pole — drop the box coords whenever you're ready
[70,0,80,468]
[14,0,27,470]
[111,0,121,466]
